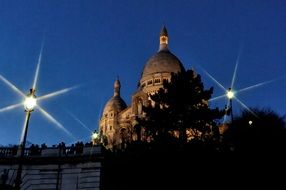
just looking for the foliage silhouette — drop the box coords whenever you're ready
[224,108,286,153]
[139,70,224,144]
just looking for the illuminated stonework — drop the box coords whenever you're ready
[99,26,185,149]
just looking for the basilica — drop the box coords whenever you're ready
[99,26,186,149]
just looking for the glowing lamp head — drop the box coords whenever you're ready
[92,132,98,140]
[92,131,99,145]
[227,89,234,99]
[24,96,37,111]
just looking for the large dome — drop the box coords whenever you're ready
[139,26,185,93]
[141,50,185,79]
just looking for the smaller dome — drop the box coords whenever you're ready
[102,78,127,116]
[103,96,127,115]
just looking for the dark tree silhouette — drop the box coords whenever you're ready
[140,70,224,144]
[224,108,286,153]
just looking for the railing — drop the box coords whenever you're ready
[0,147,17,157]
[0,145,102,158]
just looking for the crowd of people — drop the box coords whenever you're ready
[0,141,95,157]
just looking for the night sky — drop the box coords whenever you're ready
[0,0,285,146]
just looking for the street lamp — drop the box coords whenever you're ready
[226,88,234,123]
[14,88,37,189]
[91,130,99,145]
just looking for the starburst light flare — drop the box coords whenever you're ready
[0,45,78,141]
[235,98,258,117]
[32,39,45,90]
[199,52,276,119]
[0,75,25,97]
[66,110,92,133]
[0,103,23,113]
[38,85,80,101]
[204,73,275,119]
[230,53,240,89]
[38,106,76,140]
[237,79,277,94]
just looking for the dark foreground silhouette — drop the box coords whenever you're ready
[102,141,285,190]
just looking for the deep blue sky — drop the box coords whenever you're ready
[0,0,285,146]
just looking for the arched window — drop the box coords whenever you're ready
[147,80,153,85]
[154,78,161,84]
[138,98,142,114]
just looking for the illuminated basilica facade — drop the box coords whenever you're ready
[99,27,186,149]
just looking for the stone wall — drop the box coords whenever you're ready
[0,145,103,190]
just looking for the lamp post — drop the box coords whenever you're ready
[226,88,234,123]
[14,88,37,189]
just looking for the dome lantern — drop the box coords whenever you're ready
[114,78,121,97]
[159,25,169,51]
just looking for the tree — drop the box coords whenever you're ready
[140,70,224,144]
[224,108,286,153]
